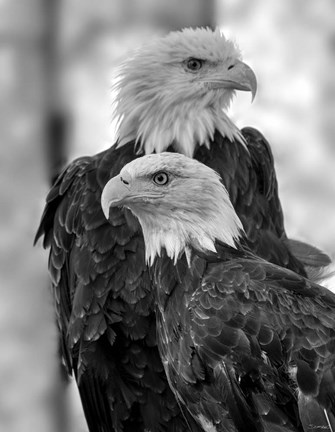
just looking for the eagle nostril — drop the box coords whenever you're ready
[227,64,235,70]
[120,177,129,185]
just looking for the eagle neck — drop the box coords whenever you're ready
[116,99,245,157]
[152,250,202,313]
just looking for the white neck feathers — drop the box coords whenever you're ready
[131,184,243,266]
[116,98,244,157]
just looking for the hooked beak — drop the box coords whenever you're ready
[208,60,257,101]
[101,174,130,219]
[101,173,165,219]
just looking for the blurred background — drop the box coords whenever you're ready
[1,0,334,431]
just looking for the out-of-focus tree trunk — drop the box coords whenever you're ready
[0,1,65,432]
[44,0,69,185]
[42,3,73,426]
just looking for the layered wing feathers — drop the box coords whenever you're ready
[190,254,335,430]
[36,143,195,432]
[194,128,309,276]
[155,248,335,432]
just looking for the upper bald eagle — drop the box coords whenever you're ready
[102,152,335,432]
[35,28,330,432]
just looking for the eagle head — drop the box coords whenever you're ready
[101,153,243,265]
[115,27,257,157]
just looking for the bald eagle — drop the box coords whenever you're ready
[35,28,329,432]
[102,152,335,432]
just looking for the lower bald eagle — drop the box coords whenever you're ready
[102,152,335,432]
[35,28,330,432]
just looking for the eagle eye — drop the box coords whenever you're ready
[153,172,169,186]
[186,58,203,72]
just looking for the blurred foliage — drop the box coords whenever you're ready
[0,1,334,431]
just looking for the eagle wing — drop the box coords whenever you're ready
[243,127,331,277]
[35,143,197,432]
[193,127,330,279]
[188,252,335,431]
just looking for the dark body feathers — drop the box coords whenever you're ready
[153,244,335,432]
[36,128,318,431]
